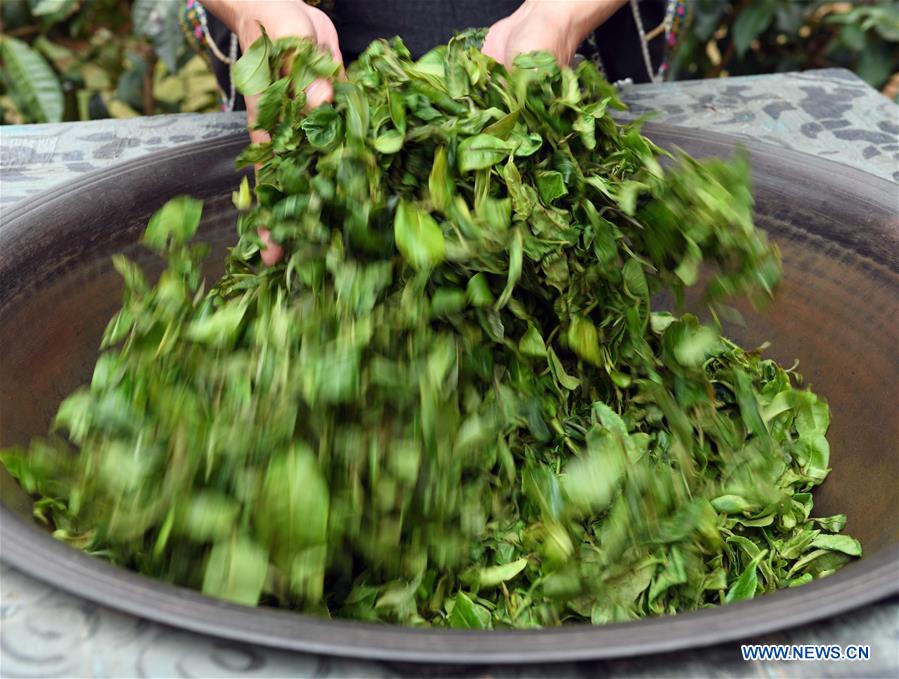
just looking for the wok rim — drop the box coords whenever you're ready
[1,124,897,664]
[2,511,897,664]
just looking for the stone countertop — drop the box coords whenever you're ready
[1,69,897,678]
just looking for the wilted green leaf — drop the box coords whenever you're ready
[478,558,528,588]
[231,28,272,95]
[202,536,269,606]
[142,195,203,251]
[457,133,513,172]
[448,592,492,629]
[394,199,445,269]
[301,103,342,148]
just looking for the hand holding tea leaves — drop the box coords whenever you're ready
[203,0,346,265]
[204,0,344,141]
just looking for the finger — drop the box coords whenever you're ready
[325,38,347,81]
[307,7,346,81]
[480,33,503,62]
[481,18,512,64]
[305,78,334,109]
[303,35,340,109]
[308,8,342,58]
[258,228,284,266]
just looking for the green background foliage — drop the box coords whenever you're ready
[1,0,897,123]
[0,0,220,124]
[671,0,899,96]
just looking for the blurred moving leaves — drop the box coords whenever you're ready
[0,0,220,124]
[671,0,899,99]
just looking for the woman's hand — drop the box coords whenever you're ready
[482,0,626,68]
[204,0,344,264]
[204,0,343,140]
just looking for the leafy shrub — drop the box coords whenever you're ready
[671,0,899,98]
[0,0,219,124]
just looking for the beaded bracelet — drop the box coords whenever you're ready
[180,0,239,111]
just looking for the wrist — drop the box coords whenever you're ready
[524,0,627,46]
[202,0,310,35]
[200,0,244,32]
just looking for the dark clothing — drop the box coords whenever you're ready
[207,0,665,112]
[331,0,522,59]
[593,0,665,83]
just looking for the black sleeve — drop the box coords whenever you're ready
[328,0,520,61]
[593,0,666,83]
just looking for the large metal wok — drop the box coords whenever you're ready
[1,124,896,663]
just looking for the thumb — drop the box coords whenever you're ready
[304,33,343,109]
[305,78,334,110]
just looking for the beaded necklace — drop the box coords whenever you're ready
[180,0,238,111]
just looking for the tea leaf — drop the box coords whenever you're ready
[230,27,272,95]
[394,200,445,269]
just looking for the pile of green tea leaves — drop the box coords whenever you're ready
[2,31,861,628]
